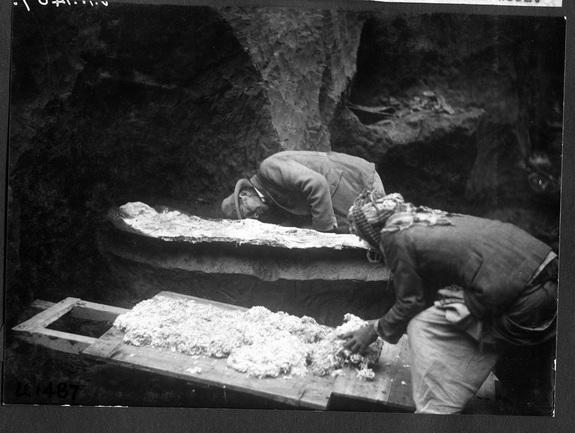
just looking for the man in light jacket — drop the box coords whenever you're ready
[221,150,385,233]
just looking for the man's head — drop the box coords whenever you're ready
[347,190,405,248]
[221,179,269,220]
[348,190,453,248]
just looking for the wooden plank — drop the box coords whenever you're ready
[19,293,412,410]
[81,324,126,360]
[83,292,335,409]
[30,299,56,311]
[80,292,415,410]
[29,299,127,322]
[332,335,414,411]
[12,297,80,332]
[15,328,96,354]
[82,326,331,409]
[16,294,489,411]
[384,336,414,410]
[72,300,128,322]
[87,292,415,409]
[14,298,109,354]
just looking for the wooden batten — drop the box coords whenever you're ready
[13,297,81,333]
[16,328,96,355]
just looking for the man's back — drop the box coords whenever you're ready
[381,214,552,317]
[253,151,383,230]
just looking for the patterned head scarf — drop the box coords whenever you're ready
[348,189,454,249]
[348,190,404,248]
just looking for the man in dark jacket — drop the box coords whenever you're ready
[221,150,385,232]
[343,191,557,414]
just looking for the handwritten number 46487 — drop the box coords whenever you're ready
[37,1,109,5]
[16,381,82,402]
[36,1,109,5]
[14,1,110,11]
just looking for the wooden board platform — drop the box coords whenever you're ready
[13,292,415,411]
[332,334,413,410]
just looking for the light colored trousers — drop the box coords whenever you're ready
[407,305,499,414]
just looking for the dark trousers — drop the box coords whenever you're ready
[494,258,558,416]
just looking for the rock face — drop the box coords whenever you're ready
[220,8,363,151]
[331,14,563,244]
[11,6,275,207]
[7,6,564,318]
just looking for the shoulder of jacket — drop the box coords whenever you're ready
[260,153,285,167]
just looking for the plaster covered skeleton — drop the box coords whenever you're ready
[118,201,368,250]
[114,295,381,379]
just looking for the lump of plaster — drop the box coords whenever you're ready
[114,295,381,379]
[356,367,376,381]
[118,202,156,219]
[227,332,309,378]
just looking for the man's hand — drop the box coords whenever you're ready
[341,323,379,354]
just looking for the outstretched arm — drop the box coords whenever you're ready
[343,231,427,351]
[376,231,427,344]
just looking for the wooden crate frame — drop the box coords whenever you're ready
[12,297,128,355]
[11,293,419,410]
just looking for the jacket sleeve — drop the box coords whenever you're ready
[375,231,427,344]
[258,158,336,231]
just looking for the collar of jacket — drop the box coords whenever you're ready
[249,175,269,201]
[249,174,293,213]
[252,184,266,203]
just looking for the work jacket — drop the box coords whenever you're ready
[375,214,554,344]
[249,150,384,232]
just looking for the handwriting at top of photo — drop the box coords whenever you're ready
[13,0,109,12]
